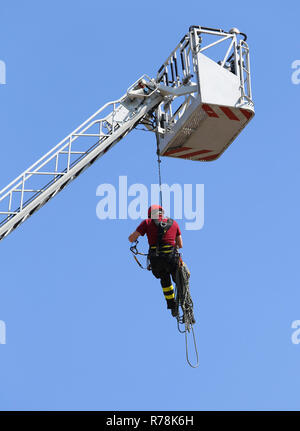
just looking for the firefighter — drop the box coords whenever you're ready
[128,205,183,316]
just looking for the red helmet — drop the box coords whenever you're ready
[148,204,164,218]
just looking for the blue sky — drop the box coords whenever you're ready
[0,0,300,411]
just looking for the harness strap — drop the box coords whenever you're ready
[150,244,174,254]
[152,218,174,253]
[130,240,150,270]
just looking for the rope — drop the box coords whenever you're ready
[185,326,199,369]
[175,262,199,368]
[130,240,150,270]
[155,128,163,209]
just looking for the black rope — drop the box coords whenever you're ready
[130,240,150,270]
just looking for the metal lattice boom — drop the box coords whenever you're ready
[0,25,254,242]
[0,76,164,241]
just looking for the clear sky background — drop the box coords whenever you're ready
[0,0,300,411]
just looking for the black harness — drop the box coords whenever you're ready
[151,218,174,256]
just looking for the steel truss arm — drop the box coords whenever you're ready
[0,76,163,241]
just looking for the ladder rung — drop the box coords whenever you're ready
[14,189,43,193]
[59,151,86,155]
[26,171,66,176]
[72,133,105,137]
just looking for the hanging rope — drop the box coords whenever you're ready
[184,325,199,369]
[155,127,163,209]
[175,261,199,368]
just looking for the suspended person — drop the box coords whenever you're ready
[128,205,183,317]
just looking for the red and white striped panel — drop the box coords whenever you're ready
[163,146,218,161]
[202,104,253,122]
[162,104,254,161]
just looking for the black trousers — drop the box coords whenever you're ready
[149,247,179,308]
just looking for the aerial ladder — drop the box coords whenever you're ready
[0,26,254,366]
[0,25,254,242]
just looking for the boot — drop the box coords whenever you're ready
[167,299,176,309]
[171,306,179,317]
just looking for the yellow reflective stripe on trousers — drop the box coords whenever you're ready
[165,293,175,299]
[163,285,175,299]
[162,285,174,292]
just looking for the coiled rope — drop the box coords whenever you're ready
[175,262,199,368]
